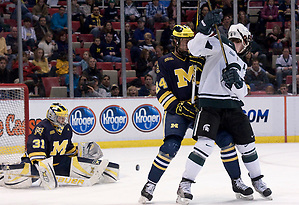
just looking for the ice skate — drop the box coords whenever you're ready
[251,175,272,200]
[176,178,194,205]
[232,178,254,200]
[138,181,156,204]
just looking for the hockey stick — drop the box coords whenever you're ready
[206,0,229,67]
[191,65,196,104]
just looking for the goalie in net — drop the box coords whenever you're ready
[0,103,119,189]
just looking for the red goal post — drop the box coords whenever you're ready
[0,84,29,164]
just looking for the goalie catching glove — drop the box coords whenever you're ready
[176,101,199,121]
[222,65,244,90]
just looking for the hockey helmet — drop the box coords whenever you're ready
[172,25,194,39]
[46,103,68,134]
[228,23,252,55]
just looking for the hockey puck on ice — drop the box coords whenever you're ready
[136,164,140,171]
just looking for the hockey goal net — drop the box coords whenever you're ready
[0,84,29,164]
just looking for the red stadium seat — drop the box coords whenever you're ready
[286,75,292,84]
[186,10,197,22]
[75,48,89,58]
[114,62,132,70]
[125,48,131,62]
[96,62,114,70]
[78,34,94,42]
[72,34,79,42]
[72,21,81,32]
[154,22,166,31]
[42,77,60,97]
[48,8,59,16]
[2,32,9,38]
[58,1,67,5]
[128,22,138,30]
[118,77,138,85]
[111,22,121,30]
[4,19,17,27]
[250,91,267,95]
[266,22,282,29]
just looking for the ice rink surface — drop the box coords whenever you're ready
[1,143,299,205]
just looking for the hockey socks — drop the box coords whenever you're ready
[220,143,241,179]
[148,152,172,183]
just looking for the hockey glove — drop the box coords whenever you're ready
[197,9,222,35]
[222,68,243,90]
[176,101,199,121]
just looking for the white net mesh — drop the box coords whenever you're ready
[0,85,28,164]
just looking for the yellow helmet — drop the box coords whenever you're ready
[172,25,194,38]
[46,103,68,134]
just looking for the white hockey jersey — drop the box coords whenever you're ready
[188,32,248,108]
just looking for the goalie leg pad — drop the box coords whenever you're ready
[4,163,33,189]
[99,162,120,183]
[36,157,58,190]
[70,156,109,186]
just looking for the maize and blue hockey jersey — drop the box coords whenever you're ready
[25,119,77,164]
[156,52,205,114]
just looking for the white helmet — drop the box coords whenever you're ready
[228,23,252,55]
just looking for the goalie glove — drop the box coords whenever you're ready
[222,67,244,90]
[197,9,222,35]
[176,101,199,121]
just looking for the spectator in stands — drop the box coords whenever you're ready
[133,18,155,45]
[244,51,254,68]
[104,0,119,22]
[276,47,294,88]
[90,37,103,62]
[160,18,175,53]
[222,0,233,17]
[245,58,273,91]
[72,0,85,29]
[198,3,209,22]
[151,45,163,63]
[265,85,275,94]
[149,84,156,96]
[238,10,250,31]
[34,16,51,42]
[0,26,8,58]
[55,30,68,54]
[74,75,89,97]
[25,0,37,8]
[32,47,50,77]
[250,40,269,70]
[101,32,126,62]
[265,24,284,54]
[99,21,120,45]
[148,59,158,83]
[139,74,154,96]
[55,52,69,77]
[136,49,152,78]
[127,85,138,97]
[85,76,108,97]
[32,0,49,23]
[74,51,91,71]
[10,0,33,21]
[145,0,169,31]
[218,14,232,37]
[123,22,134,49]
[138,32,157,58]
[81,0,95,18]
[278,0,299,24]
[84,6,104,37]
[281,21,299,47]
[12,51,41,84]
[22,17,37,51]
[65,66,80,96]
[51,6,67,33]
[0,56,11,83]
[259,0,279,35]
[111,84,120,97]
[99,74,112,97]
[82,57,103,81]
[124,0,140,22]
[277,83,290,95]
[167,0,185,21]
[38,32,58,61]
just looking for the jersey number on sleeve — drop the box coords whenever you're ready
[32,139,45,149]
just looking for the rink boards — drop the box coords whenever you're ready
[25,96,299,148]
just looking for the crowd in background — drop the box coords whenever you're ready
[0,0,298,97]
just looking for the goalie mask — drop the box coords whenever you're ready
[172,25,194,58]
[46,103,68,134]
[228,23,252,57]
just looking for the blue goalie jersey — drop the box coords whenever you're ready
[25,119,77,164]
[156,52,205,114]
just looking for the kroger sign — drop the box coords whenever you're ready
[133,104,161,132]
[69,106,96,135]
[100,105,128,134]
